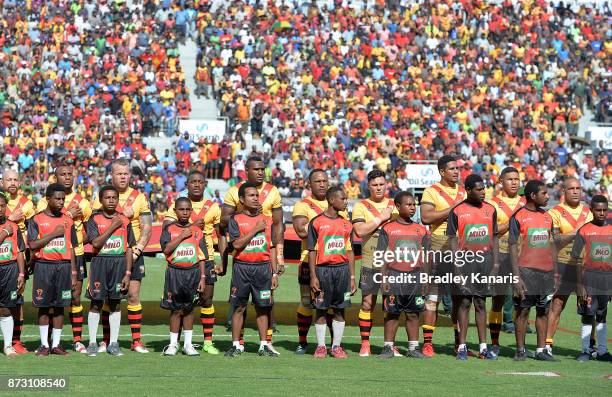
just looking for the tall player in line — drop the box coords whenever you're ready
[2,169,35,354]
[220,157,284,354]
[488,167,525,356]
[292,169,344,354]
[93,159,152,353]
[37,163,92,354]
[0,191,26,357]
[352,169,398,357]
[546,178,591,359]
[164,170,225,354]
[419,155,465,357]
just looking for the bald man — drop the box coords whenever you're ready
[546,178,592,358]
[2,169,35,354]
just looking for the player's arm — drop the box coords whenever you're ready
[27,218,63,250]
[135,212,152,257]
[352,203,392,237]
[16,231,26,291]
[70,225,78,287]
[126,224,135,274]
[421,233,431,295]
[160,225,191,256]
[87,216,122,250]
[420,189,454,225]
[348,245,356,294]
[550,224,560,290]
[550,211,576,250]
[272,207,284,270]
[292,216,309,240]
[508,216,525,297]
[219,203,236,233]
[0,224,12,244]
[271,245,279,289]
[446,208,459,252]
[307,221,319,292]
[376,228,390,292]
[570,230,586,300]
[491,210,500,274]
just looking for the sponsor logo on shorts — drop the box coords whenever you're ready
[93,281,101,293]
[230,286,237,298]
[259,290,271,300]
[0,241,13,261]
[344,292,351,301]
[546,294,554,302]
[590,243,611,262]
[415,296,425,306]
[36,288,43,300]
[167,291,173,302]
[43,236,67,254]
[10,291,17,300]
[464,224,490,244]
[62,290,71,299]
[527,228,549,248]
[100,235,125,255]
[116,283,121,292]
[323,235,346,256]
[173,243,197,264]
[387,295,396,307]
[244,233,268,253]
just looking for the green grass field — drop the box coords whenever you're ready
[2,257,610,396]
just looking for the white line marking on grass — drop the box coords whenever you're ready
[503,372,561,377]
[20,334,385,339]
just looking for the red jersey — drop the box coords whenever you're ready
[0,220,25,264]
[447,201,498,252]
[160,222,208,269]
[377,220,430,271]
[86,212,134,256]
[27,212,77,262]
[509,207,554,271]
[228,213,273,263]
[571,222,612,272]
[307,213,353,266]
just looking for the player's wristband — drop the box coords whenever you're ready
[71,271,77,275]
[1,228,10,235]
[18,273,24,277]
[272,273,279,278]
[66,211,73,219]
[350,276,355,279]
[125,271,132,275]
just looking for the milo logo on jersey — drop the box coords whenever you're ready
[100,236,124,255]
[173,243,197,263]
[465,224,490,244]
[43,237,66,254]
[590,243,611,262]
[324,235,346,256]
[244,233,268,253]
[0,241,13,261]
[527,228,549,248]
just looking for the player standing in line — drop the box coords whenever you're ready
[160,198,208,357]
[2,169,35,354]
[164,170,225,355]
[37,163,92,354]
[571,195,611,362]
[292,169,343,354]
[419,155,465,357]
[546,178,592,358]
[509,180,558,361]
[93,159,152,353]
[85,186,134,357]
[0,191,26,357]
[447,174,499,360]
[488,167,525,355]
[308,186,355,359]
[221,157,284,353]
[377,191,429,359]
[571,195,612,362]
[352,169,397,357]
[27,184,78,356]
[224,182,279,358]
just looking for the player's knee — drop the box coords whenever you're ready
[473,297,486,311]
[90,301,102,312]
[535,306,548,317]
[425,300,437,311]
[71,296,81,306]
[200,297,213,308]
[233,305,246,314]
[459,297,472,310]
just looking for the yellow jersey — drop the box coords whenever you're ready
[548,203,592,264]
[351,198,399,268]
[420,183,465,250]
[6,194,35,237]
[223,182,282,217]
[488,195,525,254]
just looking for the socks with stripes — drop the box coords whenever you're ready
[69,305,84,343]
[200,306,215,342]
[358,309,372,343]
[422,325,435,344]
[489,310,502,346]
[296,305,313,345]
[12,318,23,344]
[127,304,143,342]
[546,338,554,350]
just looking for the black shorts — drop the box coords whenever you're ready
[555,262,578,296]
[131,254,145,281]
[452,252,493,298]
[204,260,217,285]
[160,266,201,312]
[32,261,72,308]
[513,267,554,311]
[76,255,87,281]
[298,261,310,286]
[359,266,380,295]
[229,261,273,308]
[312,263,351,310]
[0,262,19,308]
[582,268,611,297]
[86,256,127,301]
[383,269,425,314]
[492,253,513,295]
